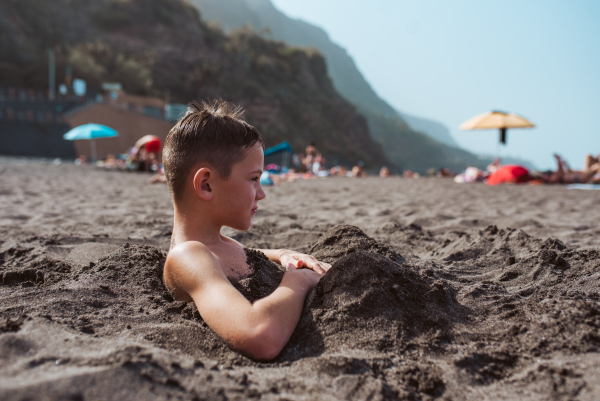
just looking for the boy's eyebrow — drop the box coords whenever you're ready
[250,169,263,175]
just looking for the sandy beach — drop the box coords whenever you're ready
[1,156,599,400]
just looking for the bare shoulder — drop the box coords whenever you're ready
[167,241,213,264]
[164,241,223,302]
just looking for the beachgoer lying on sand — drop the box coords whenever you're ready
[487,157,502,174]
[454,167,486,183]
[555,154,590,175]
[311,154,329,177]
[162,100,331,361]
[74,155,87,165]
[584,154,600,173]
[329,165,350,177]
[148,172,167,184]
[437,168,454,178]
[258,170,294,186]
[403,170,421,178]
[97,154,117,169]
[148,164,167,184]
[352,165,369,177]
[558,153,600,177]
[261,170,299,186]
[547,154,600,184]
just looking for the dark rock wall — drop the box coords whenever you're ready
[0,0,388,167]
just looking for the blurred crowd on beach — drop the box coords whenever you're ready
[78,135,600,188]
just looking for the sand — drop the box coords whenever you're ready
[1,156,599,400]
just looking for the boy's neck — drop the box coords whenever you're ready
[171,204,223,248]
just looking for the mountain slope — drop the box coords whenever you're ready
[0,0,389,167]
[190,0,459,148]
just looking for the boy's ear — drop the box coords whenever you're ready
[193,167,213,201]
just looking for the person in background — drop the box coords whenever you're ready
[453,167,485,183]
[125,147,139,171]
[584,154,600,173]
[329,166,339,176]
[74,155,87,165]
[379,167,390,178]
[297,153,308,173]
[104,154,117,169]
[438,168,454,178]
[144,137,162,172]
[352,165,369,177]
[305,142,317,158]
[301,142,319,174]
[311,154,329,177]
[487,158,502,174]
[546,154,600,184]
[149,165,167,184]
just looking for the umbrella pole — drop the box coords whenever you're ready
[496,140,501,162]
[500,128,507,145]
[90,139,97,161]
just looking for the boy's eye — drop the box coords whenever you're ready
[252,177,259,181]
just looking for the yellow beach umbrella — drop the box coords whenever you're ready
[459,111,535,145]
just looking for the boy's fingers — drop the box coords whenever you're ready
[304,260,330,274]
[284,253,330,274]
[304,260,323,274]
[321,263,332,272]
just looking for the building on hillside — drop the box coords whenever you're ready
[0,87,187,160]
[63,91,174,160]
[0,87,89,159]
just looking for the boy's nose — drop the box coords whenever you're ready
[257,185,266,200]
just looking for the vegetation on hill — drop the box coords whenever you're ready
[0,0,388,167]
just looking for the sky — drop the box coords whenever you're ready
[270,0,600,170]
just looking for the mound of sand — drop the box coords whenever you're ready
[2,223,600,400]
[2,159,600,400]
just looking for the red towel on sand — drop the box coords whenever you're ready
[487,165,530,185]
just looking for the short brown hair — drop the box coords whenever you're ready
[163,99,264,200]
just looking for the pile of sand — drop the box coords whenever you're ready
[2,223,599,400]
[1,158,600,400]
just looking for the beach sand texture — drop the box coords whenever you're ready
[1,157,599,400]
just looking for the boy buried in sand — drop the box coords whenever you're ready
[162,100,331,361]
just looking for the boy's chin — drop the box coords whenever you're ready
[226,221,252,232]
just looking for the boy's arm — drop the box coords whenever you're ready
[259,249,331,274]
[166,242,322,361]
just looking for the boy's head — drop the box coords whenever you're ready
[163,99,265,201]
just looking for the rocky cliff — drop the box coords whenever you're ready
[0,0,388,168]
[189,0,464,150]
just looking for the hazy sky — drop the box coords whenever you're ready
[270,0,600,170]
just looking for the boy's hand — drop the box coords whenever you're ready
[279,250,331,275]
[285,263,323,288]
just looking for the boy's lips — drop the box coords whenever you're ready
[251,207,258,215]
